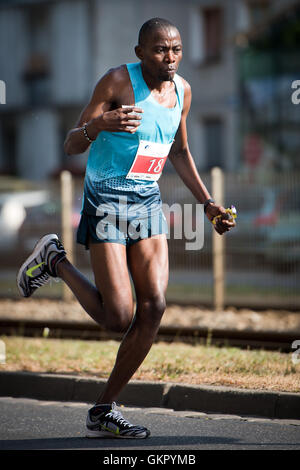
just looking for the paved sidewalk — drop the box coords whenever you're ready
[0,371,299,420]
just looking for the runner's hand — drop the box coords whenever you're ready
[93,106,143,134]
[205,203,236,235]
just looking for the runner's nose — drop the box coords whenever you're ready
[164,50,176,63]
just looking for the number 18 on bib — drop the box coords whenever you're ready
[126,140,173,182]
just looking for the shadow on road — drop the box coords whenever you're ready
[0,435,242,450]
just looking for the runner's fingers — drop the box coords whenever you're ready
[126,113,142,120]
[125,119,141,126]
[224,220,236,228]
[215,220,231,234]
[121,106,143,114]
[218,216,236,228]
[119,119,141,128]
[122,125,139,133]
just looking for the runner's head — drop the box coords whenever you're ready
[135,18,182,82]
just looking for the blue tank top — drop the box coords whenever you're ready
[83,62,184,215]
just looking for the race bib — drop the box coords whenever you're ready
[126,140,173,181]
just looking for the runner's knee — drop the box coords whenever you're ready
[105,303,133,333]
[137,294,166,327]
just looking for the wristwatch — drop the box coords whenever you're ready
[204,198,215,213]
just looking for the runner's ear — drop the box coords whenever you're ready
[135,45,143,60]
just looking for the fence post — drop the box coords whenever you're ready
[60,170,74,302]
[211,167,225,311]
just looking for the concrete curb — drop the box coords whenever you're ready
[0,371,299,420]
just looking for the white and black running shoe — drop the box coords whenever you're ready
[86,402,150,439]
[17,234,66,298]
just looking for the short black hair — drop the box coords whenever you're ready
[138,18,177,46]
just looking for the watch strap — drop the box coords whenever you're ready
[204,198,215,213]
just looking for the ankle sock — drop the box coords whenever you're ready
[90,403,112,416]
[48,252,66,277]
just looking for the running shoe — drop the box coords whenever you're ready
[17,234,66,298]
[86,402,150,439]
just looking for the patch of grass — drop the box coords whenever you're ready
[165,284,300,309]
[1,336,299,392]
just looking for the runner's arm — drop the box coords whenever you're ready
[168,81,211,204]
[64,67,142,155]
[168,79,235,234]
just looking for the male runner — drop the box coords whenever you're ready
[17,18,235,439]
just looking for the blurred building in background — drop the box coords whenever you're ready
[0,0,299,309]
[237,0,300,173]
[1,0,298,181]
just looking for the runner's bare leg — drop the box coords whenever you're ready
[94,234,168,404]
[56,243,134,332]
[56,234,168,405]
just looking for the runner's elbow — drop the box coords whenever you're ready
[64,140,71,155]
[64,136,79,156]
[64,132,73,155]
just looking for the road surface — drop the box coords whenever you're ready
[0,397,299,452]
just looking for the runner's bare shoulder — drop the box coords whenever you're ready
[175,74,191,112]
[92,65,130,102]
[176,74,191,95]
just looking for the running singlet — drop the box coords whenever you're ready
[82,62,184,216]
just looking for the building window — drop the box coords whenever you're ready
[189,6,223,65]
[1,118,17,175]
[203,7,223,63]
[203,118,224,170]
[23,53,50,105]
[23,4,51,105]
[246,0,270,26]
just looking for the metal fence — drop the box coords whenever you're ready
[160,170,300,309]
[0,170,299,309]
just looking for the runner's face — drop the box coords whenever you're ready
[139,27,183,81]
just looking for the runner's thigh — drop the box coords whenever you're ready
[89,241,134,316]
[127,234,169,302]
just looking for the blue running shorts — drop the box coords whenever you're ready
[77,177,168,248]
[77,208,168,249]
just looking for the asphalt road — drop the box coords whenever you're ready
[0,397,299,453]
